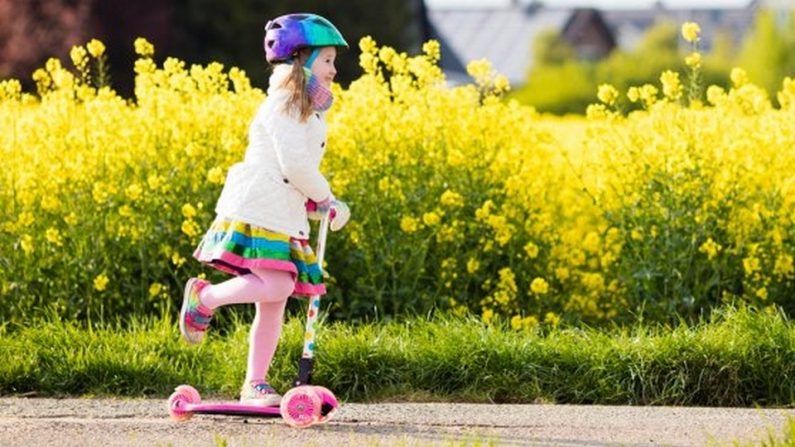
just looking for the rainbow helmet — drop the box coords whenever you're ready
[264,13,348,64]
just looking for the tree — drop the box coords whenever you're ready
[0,0,92,85]
[168,0,418,91]
[1,0,421,96]
[737,9,795,98]
[532,29,575,67]
[636,19,678,54]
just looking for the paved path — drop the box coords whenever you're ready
[1,397,793,446]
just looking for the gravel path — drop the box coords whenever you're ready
[1,397,793,446]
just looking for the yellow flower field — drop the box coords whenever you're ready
[1,32,794,326]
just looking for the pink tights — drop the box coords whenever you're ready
[199,268,295,382]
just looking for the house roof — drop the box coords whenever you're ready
[427,6,571,85]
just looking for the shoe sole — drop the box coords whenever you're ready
[179,278,199,344]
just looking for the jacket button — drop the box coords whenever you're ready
[321,142,325,148]
[283,178,289,184]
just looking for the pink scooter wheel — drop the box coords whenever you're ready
[311,386,339,424]
[168,385,200,421]
[280,386,322,428]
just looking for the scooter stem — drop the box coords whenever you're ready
[294,212,331,386]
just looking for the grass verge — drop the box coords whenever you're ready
[2,306,794,406]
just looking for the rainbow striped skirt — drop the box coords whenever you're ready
[193,217,325,297]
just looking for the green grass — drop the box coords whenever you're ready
[2,305,794,406]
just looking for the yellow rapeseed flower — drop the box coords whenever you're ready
[685,52,702,68]
[582,232,600,253]
[422,211,441,226]
[147,174,164,190]
[524,242,539,259]
[493,75,510,93]
[400,216,420,233]
[149,282,164,297]
[40,195,60,211]
[481,308,494,325]
[544,311,561,327]
[182,203,197,219]
[530,277,549,295]
[359,36,377,54]
[466,258,480,273]
[86,39,106,58]
[181,220,200,238]
[730,67,749,88]
[586,104,608,120]
[378,177,390,193]
[627,86,640,103]
[134,37,155,58]
[45,228,63,246]
[597,84,619,105]
[207,167,225,184]
[466,59,493,87]
[660,70,682,100]
[70,45,88,68]
[422,40,441,62]
[698,238,722,260]
[126,183,143,201]
[743,256,760,275]
[93,183,109,203]
[707,85,726,105]
[94,273,109,291]
[510,314,538,331]
[774,254,794,277]
[440,190,464,207]
[20,235,34,255]
[681,22,701,43]
[172,253,186,267]
[640,84,659,106]
[64,213,78,226]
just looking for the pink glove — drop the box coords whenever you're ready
[315,197,332,213]
[306,198,349,231]
[306,198,336,220]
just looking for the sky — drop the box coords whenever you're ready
[425,0,753,9]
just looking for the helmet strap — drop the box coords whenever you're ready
[304,48,321,68]
[285,48,320,68]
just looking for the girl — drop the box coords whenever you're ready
[178,13,350,407]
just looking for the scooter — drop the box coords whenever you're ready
[167,212,339,428]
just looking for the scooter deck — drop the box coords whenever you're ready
[183,402,281,417]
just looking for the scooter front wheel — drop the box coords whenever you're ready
[280,386,322,428]
[311,386,339,424]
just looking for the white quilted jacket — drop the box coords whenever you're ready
[214,65,332,239]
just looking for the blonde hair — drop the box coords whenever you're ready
[277,48,313,122]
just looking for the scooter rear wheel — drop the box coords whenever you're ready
[167,385,200,421]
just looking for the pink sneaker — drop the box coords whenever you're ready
[179,278,213,344]
[240,380,282,407]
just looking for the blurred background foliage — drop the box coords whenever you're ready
[0,0,423,96]
[512,9,795,114]
[1,1,793,112]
